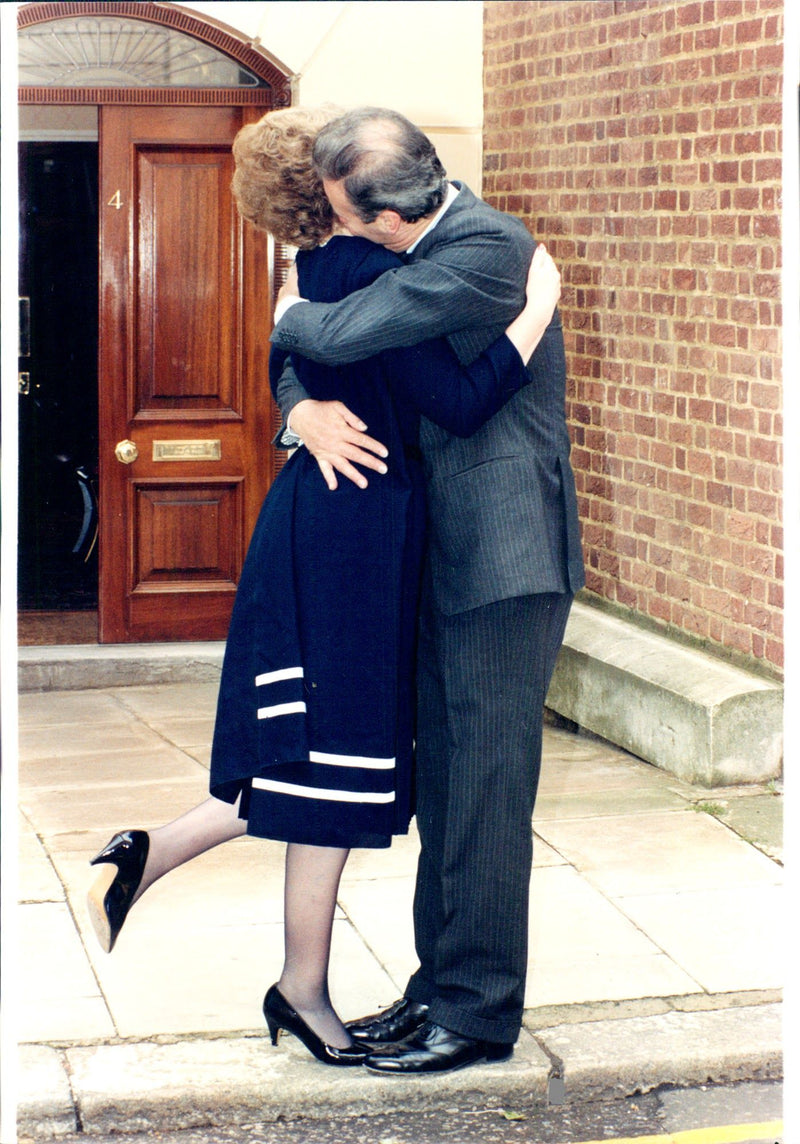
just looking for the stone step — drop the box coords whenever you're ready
[546,600,783,787]
[17,642,225,693]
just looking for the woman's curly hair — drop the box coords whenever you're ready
[231,107,338,249]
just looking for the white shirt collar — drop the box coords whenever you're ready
[405,182,460,254]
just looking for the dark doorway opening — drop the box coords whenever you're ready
[18,141,99,617]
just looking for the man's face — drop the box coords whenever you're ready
[323,178,390,245]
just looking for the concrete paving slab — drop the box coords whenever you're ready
[14,678,785,1137]
[534,784,689,820]
[19,818,64,903]
[16,1045,77,1137]
[538,736,686,791]
[615,883,784,993]
[17,690,133,727]
[339,824,421,882]
[19,744,205,790]
[537,1002,782,1103]
[337,875,418,993]
[63,838,320,1038]
[340,823,565,883]
[541,724,663,767]
[85,919,285,1038]
[529,866,663,962]
[70,887,397,1039]
[532,835,567,867]
[131,715,217,752]
[526,954,702,1010]
[709,792,783,861]
[329,918,407,1020]
[62,1028,550,1136]
[55,828,400,1025]
[183,743,213,769]
[18,720,173,762]
[19,903,115,1043]
[109,682,220,721]
[525,866,702,1008]
[536,808,782,897]
[19,902,102,1002]
[30,826,143,858]
[21,995,117,1046]
[17,686,217,783]
[20,775,209,837]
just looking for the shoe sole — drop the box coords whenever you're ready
[86,865,116,953]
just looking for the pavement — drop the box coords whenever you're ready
[14,672,784,1139]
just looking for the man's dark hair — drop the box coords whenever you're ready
[312,107,448,224]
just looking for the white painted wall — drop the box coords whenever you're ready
[185,0,485,190]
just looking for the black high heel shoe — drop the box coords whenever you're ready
[263,985,369,1067]
[87,830,149,953]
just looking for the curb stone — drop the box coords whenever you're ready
[19,1029,549,1138]
[17,1006,782,1138]
[536,1003,783,1105]
[16,1046,77,1137]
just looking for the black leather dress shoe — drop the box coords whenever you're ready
[346,997,429,1044]
[364,1020,513,1075]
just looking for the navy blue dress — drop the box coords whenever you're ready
[209,237,530,849]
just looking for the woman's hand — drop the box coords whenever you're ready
[504,244,562,364]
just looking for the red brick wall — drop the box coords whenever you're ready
[483,0,784,676]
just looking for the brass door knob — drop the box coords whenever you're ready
[115,439,139,465]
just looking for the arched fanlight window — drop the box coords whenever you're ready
[19,14,269,88]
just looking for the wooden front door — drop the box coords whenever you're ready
[98,105,275,643]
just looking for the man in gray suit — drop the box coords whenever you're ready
[271,108,584,1074]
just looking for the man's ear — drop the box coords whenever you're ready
[376,210,403,236]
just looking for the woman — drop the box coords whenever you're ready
[88,107,561,1067]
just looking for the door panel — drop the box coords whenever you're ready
[133,479,242,584]
[99,105,274,642]
[136,145,238,412]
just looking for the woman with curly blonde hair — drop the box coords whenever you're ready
[88,107,561,1070]
[231,106,336,248]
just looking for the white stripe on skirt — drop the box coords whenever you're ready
[257,701,307,719]
[252,777,395,804]
[255,667,304,686]
[309,750,395,770]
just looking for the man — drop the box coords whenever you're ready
[271,108,584,1074]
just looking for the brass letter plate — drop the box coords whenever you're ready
[153,439,221,462]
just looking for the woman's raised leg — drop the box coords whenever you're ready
[88,795,246,952]
[134,795,247,902]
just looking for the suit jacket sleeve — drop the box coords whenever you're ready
[381,335,530,438]
[270,222,534,367]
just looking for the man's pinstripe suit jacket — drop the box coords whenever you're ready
[271,182,585,614]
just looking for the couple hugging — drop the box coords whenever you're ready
[88,105,584,1076]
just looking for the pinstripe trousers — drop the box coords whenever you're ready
[406,587,573,1044]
